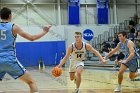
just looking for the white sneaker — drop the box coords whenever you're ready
[114,85,121,92]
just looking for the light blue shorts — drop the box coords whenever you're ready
[122,58,138,72]
[0,55,26,79]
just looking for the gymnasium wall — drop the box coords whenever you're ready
[64,25,111,46]
[16,26,66,67]
[16,26,65,42]
[15,25,111,66]
[116,4,136,24]
[1,0,139,25]
[16,25,111,45]
[109,0,139,24]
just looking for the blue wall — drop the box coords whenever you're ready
[16,41,66,67]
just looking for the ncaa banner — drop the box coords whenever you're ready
[83,29,94,41]
[68,0,80,24]
[97,0,108,24]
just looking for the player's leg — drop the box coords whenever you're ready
[74,62,84,93]
[69,72,75,81]
[69,62,79,92]
[0,72,6,92]
[114,63,127,92]
[75,66,83,90]
[69,62,76,81]
[7,59,39,93]
[19,71,39,93]
[129,72,138,79]
[118,64,127,84]
[128,59,139,79]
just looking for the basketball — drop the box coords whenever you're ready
[52,66,62,77]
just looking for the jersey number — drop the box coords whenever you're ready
[0,30,6,40]
[77,54,82,58]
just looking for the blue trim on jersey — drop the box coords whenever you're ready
[74,42,83,50]
[12,37,16,55]
[11,24,16,55]
[11,24,17,38]
[85,43,87,50]
[71,44,73,53]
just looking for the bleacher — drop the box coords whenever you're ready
[85,16,140,67]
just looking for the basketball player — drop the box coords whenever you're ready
[104,31,140,92]
[57,32,106,93]
[0,7,51,93]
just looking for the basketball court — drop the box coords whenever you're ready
[0,66,140,93]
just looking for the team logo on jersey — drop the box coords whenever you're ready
[83,29,94,41]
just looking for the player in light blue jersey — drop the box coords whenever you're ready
[104,31,140,92]
[0,7,51,93]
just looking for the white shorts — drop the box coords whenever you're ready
[69,61,84,72]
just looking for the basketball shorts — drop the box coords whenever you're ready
[122,58,138,72]
[69,61,84,73]
[0,55,26,79]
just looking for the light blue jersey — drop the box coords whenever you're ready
[119,39,137,59]
[0,22,26,79]
[119,39,138,72]
[0,22,16,56]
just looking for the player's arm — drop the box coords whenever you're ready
[13,24,51,41]
[105,43,120,60]
[125,40,135,62]
[86,43,105,63]
[57,45,72,68]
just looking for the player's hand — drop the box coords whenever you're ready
[57,64,61,68]
[102,59,106,64]
[43,25,52,33]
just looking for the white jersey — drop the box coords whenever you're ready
[71,42,86,62]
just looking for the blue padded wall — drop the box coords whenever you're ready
[16,41,66,67]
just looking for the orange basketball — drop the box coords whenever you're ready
[52,67,62,77]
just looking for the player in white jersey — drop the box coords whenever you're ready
[57,32,106,93]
